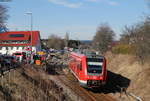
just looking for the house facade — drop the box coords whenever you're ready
[0,31,41,55]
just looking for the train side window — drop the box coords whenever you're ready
[69,56,74,62]
[77,63,79,69]
[76,62,79,69]
[79,62,82,70]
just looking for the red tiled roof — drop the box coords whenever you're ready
[0,31,40,46]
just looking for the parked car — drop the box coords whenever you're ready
[12,52,26,62]
[4,56,18,68]
[0,55,19,76]
[0,55,10,74]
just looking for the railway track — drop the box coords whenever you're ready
[57,73,117,101]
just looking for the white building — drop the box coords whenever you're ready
[0,31,41,55]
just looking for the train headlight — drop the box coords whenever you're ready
[100,76,103,80]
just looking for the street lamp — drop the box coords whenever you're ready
[25,12,33,63]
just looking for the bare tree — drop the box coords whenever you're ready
[120,17,150,63]
[120,25,139,45]
[135,17,150,63]
[0,4,8,32]
[47,34,65,50]
[92,23,115,54]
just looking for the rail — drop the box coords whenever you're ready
[57,73,117,101]
[114,83,142,101]
[128,93,142,101]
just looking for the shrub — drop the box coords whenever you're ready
[112,44,135,54]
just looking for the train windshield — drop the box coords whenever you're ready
[86,58,103,75]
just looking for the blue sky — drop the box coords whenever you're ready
[2,0,150,40]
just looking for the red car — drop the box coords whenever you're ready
[68,52,107,88]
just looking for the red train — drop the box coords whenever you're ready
[68,52,107,87]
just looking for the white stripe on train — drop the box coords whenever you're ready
[69,68,87,84]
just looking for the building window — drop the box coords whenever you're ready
[8,47,12,50]
[18,47,22,50]
[13,47,17,50]
[9,34,24,38]
[2,47,6,50]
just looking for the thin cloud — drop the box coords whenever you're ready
[86,0,119,6]
[107,1,119,6]
[86,0,99,2]
[48,0,82,8]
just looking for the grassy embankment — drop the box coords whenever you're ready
[106,52,150,101]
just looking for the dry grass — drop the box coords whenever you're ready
[0,66,73,101]
[0,68,56,101]
[106,52,150,101]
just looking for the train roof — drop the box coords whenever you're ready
[84,51,104,59]
[70,51,104,59]
[70,52,85,58]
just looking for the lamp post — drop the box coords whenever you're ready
[25,12,33,63]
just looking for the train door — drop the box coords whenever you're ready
[69,56,74,71]
[103,57,107,81]
[74,59,77,76]
[77,61,82,79]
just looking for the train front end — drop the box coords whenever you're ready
[85,55,106,88]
